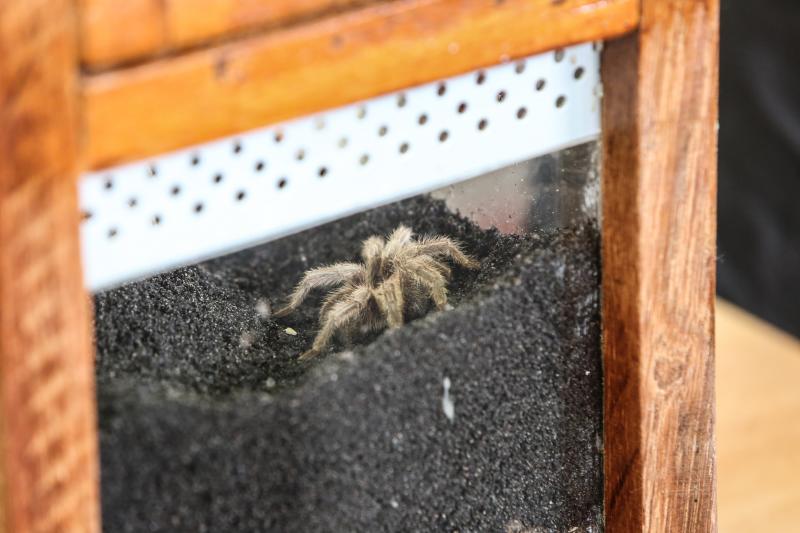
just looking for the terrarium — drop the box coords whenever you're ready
[1,1,719,532]
[85,46,604,532]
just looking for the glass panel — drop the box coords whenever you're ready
[94,143,602,532]
[433,141,599,232]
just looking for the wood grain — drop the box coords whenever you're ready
[78,0,379,70]
[0,1,101,531]
[716,299,800,533]
[601,0,719,531]
[81,0,638,169]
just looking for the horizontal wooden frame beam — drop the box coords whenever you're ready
[80,0,638,170]
[79,0,382,70]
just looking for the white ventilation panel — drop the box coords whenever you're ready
[79,42,602,292]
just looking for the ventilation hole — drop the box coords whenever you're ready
[536,79,546,91]
[418,114,428,126]
[81,210,92,221]
[103,177,113,190]
[476,71,486,85]
[194,202,204,213]
[517,107,527,119]
[314,117,325,130]
[359,154,369,165]
[190,154,200,166]
[338,137,348,148]
[554,49,565,62]
[296,149,305,161]
[277,178,288,189]
[151,214,161,225]
[255,160,265,172]
[437,82,447,96]
[128,197,137,208]
[233,140,242,154]
[397,93,407,107]
[515,61,526,74]
[574,67,585,80]
[108,228,118,238]
[274,131,284,143]
[556,95,567,108]
[457,102,467,113]
[318,167,328,177]
[147,165,157,177]
[378,125,388,136]
[213,173,223,184]
[399,142,409,154]
[236,190,246,201]
[171,185,181,196]
[478,118,488,130]
[496,90,506,102]
[357,106,367,119]
[439,130,449,142]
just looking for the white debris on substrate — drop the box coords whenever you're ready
[238,330,256,348]
[442,376,455,422]
[255,298,272,319]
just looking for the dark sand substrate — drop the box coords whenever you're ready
[94,196,603,533]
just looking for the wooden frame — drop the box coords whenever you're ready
[0,0,718,531]
[601,1,719,530]
[0,1,101,531]
[82,0,638,169]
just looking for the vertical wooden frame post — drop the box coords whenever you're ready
[0,1,101,531]
[602,0,719,531]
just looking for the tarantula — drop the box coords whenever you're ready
[275,225,479,359]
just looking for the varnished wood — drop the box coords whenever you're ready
[0,1,101,532]
[601,1,719,531]
[79,0,378,70]
[81,0,638,169]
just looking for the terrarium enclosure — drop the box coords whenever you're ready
[1,2,720,532]
[75,41,609,531]
[93,143,603,532]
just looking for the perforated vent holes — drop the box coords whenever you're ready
[79,42,601,292]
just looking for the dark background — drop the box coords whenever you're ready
[718,0,800,338]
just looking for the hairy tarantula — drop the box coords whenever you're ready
[275,225,479,359]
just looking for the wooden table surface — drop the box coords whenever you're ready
[716,299,800,532]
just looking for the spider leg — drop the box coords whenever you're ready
[361,236,385,287]
[301,298,364,360]
[427,258,452,280]
[405,257,449,310]
[411,236,480,269]
[374,273,405,328]
[382,225,413,261]
[274,263,365,317]
[361,236,385,262]
[319,284,356,321]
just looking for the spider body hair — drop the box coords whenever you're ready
[275,225,479,359]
